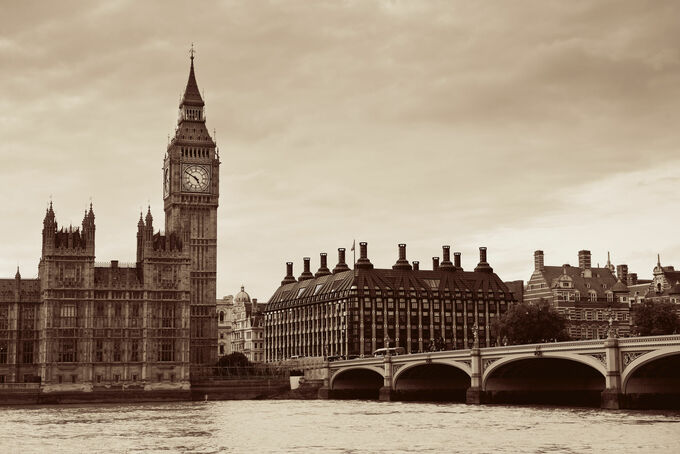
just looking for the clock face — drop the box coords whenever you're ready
[163,167,170,198]
[182,165,210,192]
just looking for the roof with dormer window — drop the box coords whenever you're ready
[541,264,617,299]
[265,266,514,311]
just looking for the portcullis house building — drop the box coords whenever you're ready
[0,55,219,392]
[264,243,517,361]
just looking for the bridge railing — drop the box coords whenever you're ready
[619,334,680,346]
[324,335,680,365]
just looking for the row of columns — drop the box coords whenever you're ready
[265,301,348,362]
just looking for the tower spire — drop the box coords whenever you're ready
[180,44,204,108]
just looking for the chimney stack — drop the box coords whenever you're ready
[454,252,462,271]
[333,248,351,273]
[432,257,439,271]
[474,247,493,272]
[392,243,412,270]
[616,264,628,283]
[439,245,454,270]
[315,253,332,277]
[355,242,373,269]
[299,257,314,281]
[534,250,544,271]
[412,261,419,271]
[627,273,638,286]
[578,250,591,270]
[281,262,297,285]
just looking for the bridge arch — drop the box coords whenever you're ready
[482,353,607,406]
[621,348,680,394]
[329,365,384,390]
[392,360,471,384]
[482,352,606,388]
[392,360,472,402]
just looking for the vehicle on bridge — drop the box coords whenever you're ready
[373,347,406,357]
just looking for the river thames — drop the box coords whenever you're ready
[1,400,679,453]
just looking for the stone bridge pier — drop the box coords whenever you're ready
[317,335,680,409]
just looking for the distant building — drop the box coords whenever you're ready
[524,250,632,340]
[644,256,680,310]
[0,271,41,384]
[264,243,518,362]
[216,295,234,357]
[231,287,266,363]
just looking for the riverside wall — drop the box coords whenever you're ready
[0,378,292,406]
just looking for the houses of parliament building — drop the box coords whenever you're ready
[0,55,220,392]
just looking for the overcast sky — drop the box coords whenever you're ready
[1,0,679,300]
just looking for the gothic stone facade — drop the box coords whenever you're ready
[0,57,219,390]
[264,243,516,362]
[163,55,220,366]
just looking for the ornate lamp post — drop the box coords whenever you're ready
[472,323,479,348]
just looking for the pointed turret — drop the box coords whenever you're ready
[653,254,664,276]
[87,202,95,223]
[15,266,20,280]
[42,201,57,254]
[136,211,145,263]
[605,251,615,273]
[144,206,154,242]
[44,201,55,226]
[81,202,96,251]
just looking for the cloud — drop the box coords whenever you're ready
[0,1,679,300]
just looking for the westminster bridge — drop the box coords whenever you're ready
[316,335,680,409]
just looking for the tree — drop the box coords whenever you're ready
[492,302,570,345]
[215,352,252,376]
[631,301,680,336]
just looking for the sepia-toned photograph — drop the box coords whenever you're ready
[1,1,679,452]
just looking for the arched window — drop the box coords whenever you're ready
[219,311,224,323]
[589,291,597,302]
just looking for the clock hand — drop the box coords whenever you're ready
[185,171,200,184]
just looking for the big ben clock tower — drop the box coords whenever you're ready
[164,51,219,368]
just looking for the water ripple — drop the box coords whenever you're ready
[1,400,679,453]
